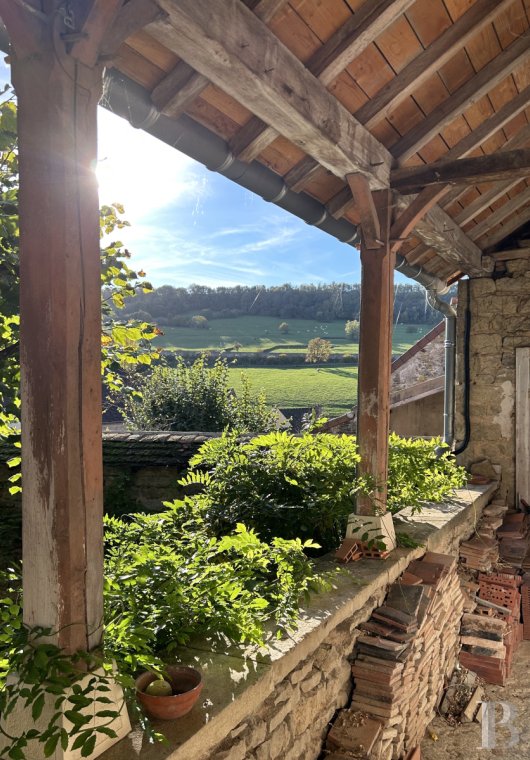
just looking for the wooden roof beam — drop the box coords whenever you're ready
[482,207,530,251]
[151,60,209,118]
[246,0,289,23]
[491,248,530,261]
[327,185,356,219]
[390,93,530,250]
[284,156,321,192]
[391,149,530,194]
[228,0,414,163]
[70,0,123,67]
[355,0,513,130]
[394,196,484,276]
[149,0,392,187]
[101,0,165,57]
[470,185,530,242]
[392,30,530,163]
[306,0,416,87]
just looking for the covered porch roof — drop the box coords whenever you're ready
[96,0,530,280]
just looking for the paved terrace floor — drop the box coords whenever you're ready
[422,641,530,760]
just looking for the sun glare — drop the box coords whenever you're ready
[96,108,200,220]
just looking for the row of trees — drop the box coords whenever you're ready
[121,282,446,325]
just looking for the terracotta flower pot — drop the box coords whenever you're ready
[136,666,203,720]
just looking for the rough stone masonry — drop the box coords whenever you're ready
[455,258,530,505]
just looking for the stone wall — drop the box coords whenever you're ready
[102,484,494,760]
[455,260,530,504]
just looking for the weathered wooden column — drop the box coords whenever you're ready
[356,188,395,516]
[4,4,104,653]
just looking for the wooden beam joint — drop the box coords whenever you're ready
[347,173,382,249]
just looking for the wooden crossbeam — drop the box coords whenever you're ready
[453,124,530,226]
[0,0,44,56]
[249,0,289,22]
[482,207,530,251]
[150,0,392,187]
[151,60,209,118]
[227,0,413,163]
[284,156,321,192]
[390,90,530,251]
[390,186,449,253]
[327,185,356,219]
[394,196,483,275]
[391,149,530,194]
[229,116,278,163]
[470,185,530,242]
[392,30,530,162]
[491,248,530,261]
[355,0,512,130]
[70,0,123,67]
[101,0,164,57]
[347,173,381,249]
[306,0,415,87]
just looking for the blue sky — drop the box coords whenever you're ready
[96,107,364,288]
[1,58,411,290]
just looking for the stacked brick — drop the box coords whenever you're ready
[457,502,528,684]
[328,552,462,760]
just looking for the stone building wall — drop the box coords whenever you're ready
[455,260,530,504]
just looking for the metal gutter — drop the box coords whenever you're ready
[426,291,457,450]
[102,69,452,295]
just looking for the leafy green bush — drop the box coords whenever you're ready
[344,319,360,341]
[184,432,468,550]
[123,355,278,433]
[0,500,325,758]
[183,431,362,551]
[387,434,467,514]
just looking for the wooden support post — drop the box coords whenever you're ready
[357,190,394,515]
[11,29,104,654]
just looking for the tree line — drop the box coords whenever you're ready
[120,282,445,325]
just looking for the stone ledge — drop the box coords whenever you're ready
[100,483,495,760]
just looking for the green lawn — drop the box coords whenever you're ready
[154,317,432,355]
[228,365,358,418]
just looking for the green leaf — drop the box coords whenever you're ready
[81,735,97,757]
[31,693,45,720]
[43,734,60,758]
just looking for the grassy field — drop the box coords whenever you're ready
[154,317,432,355]
[228,365,358,418]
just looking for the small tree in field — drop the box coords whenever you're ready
[191,314,209,329]
[305,337,332,363]
[279,322,289,334]
[344,319,360,341]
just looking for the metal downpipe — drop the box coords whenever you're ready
[426,291,457,450]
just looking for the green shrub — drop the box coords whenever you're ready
[387,434,467,514]
[344,319,360,341]
[183,431,362,551]
[184,432,468,550]
[190,314,209,329]
[123,355,278,433]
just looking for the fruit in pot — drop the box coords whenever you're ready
[145,678,173,697]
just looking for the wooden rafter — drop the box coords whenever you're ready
[284,156,321,192]
[227,0,414,163]
[482,207,530,251]
[391,149,530,194]
[327,186,356,220]
[491,249,530,261]
[306,0,415,87]
[149,0,392,187]
[151,60,209,118]
[355,0,512,130]
[469,186,530,242]
[392,30,530,162]
[389,89,530,252]
[228,117,278,163]
[394,196,484,275]
[248,0,289,23]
